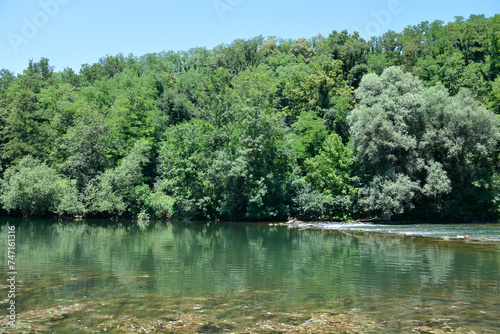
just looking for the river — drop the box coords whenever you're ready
[0,219,499,333]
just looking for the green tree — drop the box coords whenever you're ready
[57,111,120,190]
[490,14,500,78]
[318,30,368,75]
[259,38,280,57]
[211,107,294,220]
[349,67,499,220]
[157,119,216,219]
[1,156,84,217]
[289,38,315,62]
[302,133,357,219]
[292,110,328,160]
[84,140,161,217]
[487,76,500,113]
[1,60,57,164]
[196,67,234,149]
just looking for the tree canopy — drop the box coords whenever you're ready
[1,14,499,222]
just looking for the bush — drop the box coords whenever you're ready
[1,156,84,217]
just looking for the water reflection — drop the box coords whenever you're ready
[0,219,499,332]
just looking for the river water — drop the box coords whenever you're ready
[0,219,499,333]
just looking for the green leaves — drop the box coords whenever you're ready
[358,174,419,219]
[1,156,83,217]
[305,134,356,198]
[299,133,357,220]
[0,18,499,221]
[350,67,499,220]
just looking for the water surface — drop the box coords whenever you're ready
[0,219,499,333]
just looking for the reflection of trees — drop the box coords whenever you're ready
[1,220,499,314]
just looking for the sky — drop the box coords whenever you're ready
[0,0,498,75]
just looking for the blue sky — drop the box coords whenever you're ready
[0,0,498,75]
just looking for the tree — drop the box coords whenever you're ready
[259,38,280,57]
[490,14,500,78]
[1,61,57,164]
[487,76,500,113]
[157,119,216,219]
[84,140,161,217]
[213,37,264,74]
[0,69,14,100]
[302,133,357,220]
[211,107,294,220]
[318,30,368,75]
[196,67,234,150]
[57,111,120,191]
[349,67,499,220]
[1,156,83,217]
[277,60,352,118]
[292,110,328,160]
[289,38,315,62]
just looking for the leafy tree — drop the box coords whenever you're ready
[291,181,334,220]
[277,62,312,116]
[289,38,315,62]
[400,23,427,69]
[196,67,234,149]
[1,156,84,216]
[323,107,350,144]
[1,60,58,164]
[302,134,357,219]
[278,60,352,118]
[292,110,328,160]
[487,76,500,113]
[0,69,14,100]
[211,107,294,220]
[259,38,280,57]
[106,69,165,148]
[347,64,369,88]
[157,119,216,219]
[305,134,356,198]
[231,65,278,109]
[57,111,120,190]
[213,37,264,74]
[349,67,499,220]
[155,88,195,126]
[80,54,127,84]
[318,30,368,74]
[490,14,500,78]
[85,140,156,217]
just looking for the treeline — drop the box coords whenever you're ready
[0,14,499,222]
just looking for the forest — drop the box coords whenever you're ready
[1,14,500,222]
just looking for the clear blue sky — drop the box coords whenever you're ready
[0,0,498,75]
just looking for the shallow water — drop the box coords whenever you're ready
[0,219,499,333]
[314,222,500,239]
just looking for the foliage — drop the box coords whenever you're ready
[211,107,294,220]
[157,119,215,219]
[349,67,499,220]
[301,134,357,220]
[0,156,84,216]
[0,14,499,221]
[292,110,328,160]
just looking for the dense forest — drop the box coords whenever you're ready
[1,14,500,222]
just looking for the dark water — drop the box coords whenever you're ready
[0,219,499,333]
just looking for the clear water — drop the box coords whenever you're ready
[311,222,500,239]
[0,219,499,333]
